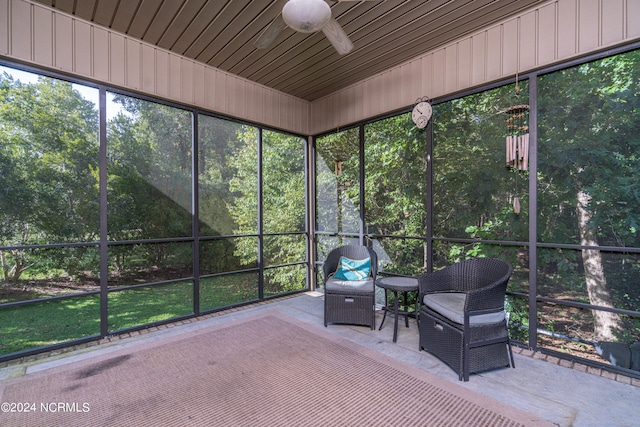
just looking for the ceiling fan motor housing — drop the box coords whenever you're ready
[282,0,332,33]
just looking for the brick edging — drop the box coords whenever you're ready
[511,346,640,387]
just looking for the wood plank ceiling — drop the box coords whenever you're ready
[31,0,547,101]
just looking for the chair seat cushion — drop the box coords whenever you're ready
[325,277,374,294]
[423,292,505,325]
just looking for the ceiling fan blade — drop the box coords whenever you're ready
[255,14,288,49]
[322,17,353,55]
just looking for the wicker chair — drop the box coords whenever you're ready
[418,257,515,381]
[323,245,378,329]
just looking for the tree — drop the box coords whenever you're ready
[0,73,99,281]
[197,115,246,238]
[316,128,361,237]
[538,51,640,341]
[432,82,529,266]
[108,95,193,242]
[364,114,428,274]
[228,128,307,291]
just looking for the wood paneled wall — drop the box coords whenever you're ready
[0,0,310,135]
[1,0,640,137]
[310,0,640,135]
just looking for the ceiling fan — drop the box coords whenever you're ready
[255,0,378,55]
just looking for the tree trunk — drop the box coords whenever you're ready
[576,190,622,342]
[0,250,8,282]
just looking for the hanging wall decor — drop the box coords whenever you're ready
[334,159,343,175]
[504,79,530,214]
[505,104,530,172]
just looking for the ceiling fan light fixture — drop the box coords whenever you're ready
[282,0,332,33]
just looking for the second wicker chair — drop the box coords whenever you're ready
[418,257,515,381]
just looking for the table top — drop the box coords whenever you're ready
[375,276,419,292]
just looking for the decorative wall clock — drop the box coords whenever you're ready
[412,96,432,129]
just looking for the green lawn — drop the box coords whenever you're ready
[0,274,261,356]
[0,295,101,355]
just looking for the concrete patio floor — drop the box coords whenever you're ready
[1,291,638,426]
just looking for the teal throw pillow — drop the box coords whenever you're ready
[333,256,371,281]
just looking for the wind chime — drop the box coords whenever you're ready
[504,86,530,213]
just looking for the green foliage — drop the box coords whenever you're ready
[315,115,429,275]
[536,50,640,323]
[364,114,427,242]
[538,50,640,247]
[433,82,529,244]
[506,296,529,342]
[0,74,99,280]
[264,264,306,295]
[198,115,247,236]
[4,47,640,358]
[0,67,308,326]
[316,128,361,234]
[228,129,307,290]
[107,96,193,241]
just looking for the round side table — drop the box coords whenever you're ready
[376,276,419,343]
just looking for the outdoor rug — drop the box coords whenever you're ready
[0,311,553,426]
